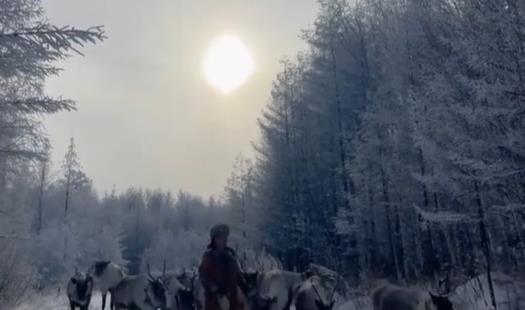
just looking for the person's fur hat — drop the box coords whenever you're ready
[210,224,230,240]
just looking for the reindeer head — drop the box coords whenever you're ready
[145,260,169,310]
[314,300,335,310]
[243,271,259,295]
[429,292,454,310]
[70,272,93,302]
[145,277,168,310]
[257,295,277,310]
[177,287,195,310]
[91,261,110,277]
[310,276,337,310]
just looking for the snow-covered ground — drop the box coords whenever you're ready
[13,290,102,310]
[13,273,525,310]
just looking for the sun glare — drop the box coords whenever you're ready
[203,35,255,93]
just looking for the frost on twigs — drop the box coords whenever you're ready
[0,97,75,114]
[413,205,474,225]
[0,7,105,164]
[239,248,282,272]
[0,24,105,79]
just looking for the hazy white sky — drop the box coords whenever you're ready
[42,0,318,197]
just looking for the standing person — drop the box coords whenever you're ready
[199,224,246,310]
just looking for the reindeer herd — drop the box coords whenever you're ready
[67,261,454,310]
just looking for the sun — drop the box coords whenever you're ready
[203,35,255,93]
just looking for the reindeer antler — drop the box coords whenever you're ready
[311,277,337,307]
[310,278,324,303]
[329,272,343,301]
[147,260,153,279]
[328,281,337,303]
[240,252,246,271]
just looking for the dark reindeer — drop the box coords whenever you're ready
[67,270,94,310]
[372,281,454,310]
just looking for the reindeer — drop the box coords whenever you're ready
[153,263,194,310]
[162,273,194,310]
[112,263,169,310]
[243,271,260,297]
[176,269,205,310]
[253,270,308,310]
[293,276,336,310]
[371,281,454,310]
[89,261,126,310]
[67,270,94,310]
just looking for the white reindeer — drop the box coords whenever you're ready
[160,271,195,310]
[112,273,169,310]
[254,270,308,310]
[293,276,335,310]
[89,261,126,310]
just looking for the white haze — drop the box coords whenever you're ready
[42,0,318,197]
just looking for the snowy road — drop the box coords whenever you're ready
[14,292,102,310]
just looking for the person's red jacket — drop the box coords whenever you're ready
[199,246,245,310]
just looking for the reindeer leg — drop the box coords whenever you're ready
[70,301,76,310]
[109,289,114,310]
[102,292,107,310]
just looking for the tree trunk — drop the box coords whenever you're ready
[36,159,47,235]
[0,156,6,191]
[394,201,406,279]
[418,148,430,208]
[367,181,379,272]
[474,180,497,310]
[329,35,351,209]
[381,165,401,280]
[64,167,71,221]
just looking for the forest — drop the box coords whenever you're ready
[241,0,524,290]
[0,0,524,309]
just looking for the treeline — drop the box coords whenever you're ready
[32,139,229,278]
[228,0,525,290]
[1,136,237,296]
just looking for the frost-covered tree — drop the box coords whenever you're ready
[0,0,104,305]
[225,155,260,243]
[248,0,525,296]
[0,0,104,195]
[61,137,90,220]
